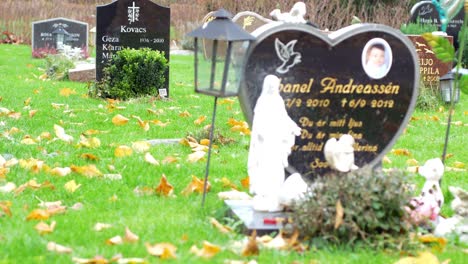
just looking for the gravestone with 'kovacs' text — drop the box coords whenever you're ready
[32,17,88,53]
[96,0,170,96]
[239,23,419,180]
[409,0,464,48]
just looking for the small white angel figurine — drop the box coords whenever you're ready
[323,134,358,172]
[270,2,307,24]
[248,74,301,212]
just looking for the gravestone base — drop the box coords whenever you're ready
[68,63,95,82]
[224,200,290,235]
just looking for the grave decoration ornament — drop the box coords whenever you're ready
[187,8,255,206]
[248,74,302,212]
[52,23,71,50]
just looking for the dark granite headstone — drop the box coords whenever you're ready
[239,23,419,180]
[32,17,88,52]
[409,1,464,48]
[407,34,453,86]
[96,0,170,96]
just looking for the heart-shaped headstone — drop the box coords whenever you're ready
[239,23,419,179]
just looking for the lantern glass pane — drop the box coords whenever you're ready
[224,40,249,96]
[196,40,211,91]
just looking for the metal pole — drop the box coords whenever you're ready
[202,96,218,207]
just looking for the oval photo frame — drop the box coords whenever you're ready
[361,38,393,79]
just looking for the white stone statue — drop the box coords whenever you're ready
[270,2,307,24]
[323,134,358,172]
[248,74,301,212]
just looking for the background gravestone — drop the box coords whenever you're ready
[407,34,453,86]
[96,0,170,96]
[32,17,88,52]
[409,0,464,48]
[240,23,419,180]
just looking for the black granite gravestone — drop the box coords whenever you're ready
[32,17,88,52]
[96,0,170,96]
[239,23,419,180]
[409,0,464,48]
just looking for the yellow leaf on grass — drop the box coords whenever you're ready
[112,114,129,125]
[78,134,101,148]
[335,200,344,229]
[453,161,465,168]
[94,222,112,231]
[156,174,174,196]
[71,164,102,177]
[124,227,139,243]
[182,175,210,196]
[54,124,74,143]
[190,241,221,258]
[162,156,178,164]
[150,119,169,127]
[241,176,250,189]
[21,136,37,145]
[26,209,50,221]
[430,115,440,122]
[115,145,133,157]
[80,153,99,161]
[50,167,71,177]
[209,217,233,234]
[393,251,439,264]
[35,221,56,235]
[0,201,12,217]
[72,256,110,264]
[406,158,419,166]
[200,139,210,146]
[194,115,207,125]
[179,110,191,117]
[144,152,160,165]
[106,235,124,245]
[242,230,259,257]
[24,97,31,106]
[145,242,177,259]
[383,156,392,164]
[132,141,150,153]
[47,241,72,254]
[64,180,81,193]
[220,177,238,190]
[187,151,206,163]
[419,234,447,251]
[391,148,411,156]
[59,88,77,97]
[132,115,150,131]
[147,108,164,115]
[29,109,38,118]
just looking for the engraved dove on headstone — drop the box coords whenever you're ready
[275,38,302,74]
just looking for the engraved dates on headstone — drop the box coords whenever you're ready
[96,0,170,95]
[239,23,419,179]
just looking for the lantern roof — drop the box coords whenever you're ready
[187,8,255,41]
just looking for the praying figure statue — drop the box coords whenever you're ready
[248,74,301,212]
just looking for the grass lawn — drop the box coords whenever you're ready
[0,44,466,263]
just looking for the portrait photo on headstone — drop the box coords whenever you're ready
[361,38,393,79]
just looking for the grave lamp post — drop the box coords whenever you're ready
[440,72,461,104]
[52,24,70,50]
[187,8,255,207]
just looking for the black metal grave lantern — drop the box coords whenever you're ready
[187,8,255,206]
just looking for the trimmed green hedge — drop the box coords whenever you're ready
[94,48,168,100]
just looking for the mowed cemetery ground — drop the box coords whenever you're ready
[0,44,467,263]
